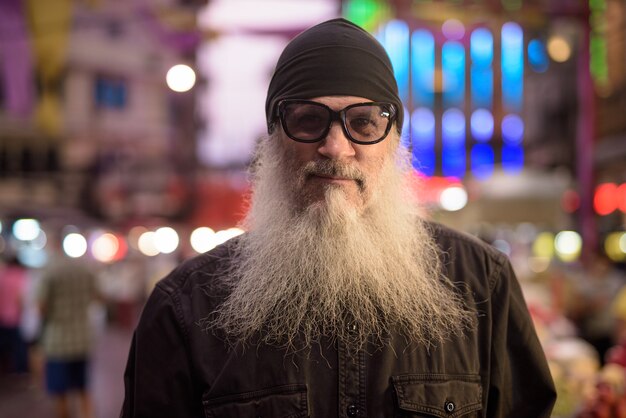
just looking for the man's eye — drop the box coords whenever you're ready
[296,114,324,126]
[352,118,375,128]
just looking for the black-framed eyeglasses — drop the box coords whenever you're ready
[275,100,397,145]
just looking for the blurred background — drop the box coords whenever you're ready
[0,0,625,416]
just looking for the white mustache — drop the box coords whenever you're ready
[301,160,366,189]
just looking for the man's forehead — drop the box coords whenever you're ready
[308,96,374,107]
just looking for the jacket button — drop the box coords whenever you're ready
[346,404,358,417]
[445,401,455,413]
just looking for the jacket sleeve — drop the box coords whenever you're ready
[121,284,204,418]
[487,258,556,418]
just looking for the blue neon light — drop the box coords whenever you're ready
[501,114,524,145]
[442,108,465,145]
[471,109,494,142]
[411,29,435,108]
[470,28,493,67]
[471,67,493,109]
[381,20,410,104]
[442,148,466,179]
[411,107,435,176]
[528,39,549,73]
[502,144,524,173]
[471,143,494,180]
[470,28,493,109]
[442,108,465,178]
[442,41,465,107]
[501,22,524,112]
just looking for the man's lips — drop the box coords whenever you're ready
[310,174,354,182]
[301,161,366,191]
[306,173,365,191]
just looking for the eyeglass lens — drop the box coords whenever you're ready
[282,102,393,143]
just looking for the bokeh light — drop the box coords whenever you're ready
[411,29,435,106]
[166,64,196,92]
[533,232,555,258]
[471,143,494,180]
[12,218,41,241]
[501,114,524,145]
[92,232,120,263]
[554,230,582,262]
[594,183,618,215]
[154,227,179,254]
[501,22,524,113]
[17,247,47,269]
[501,145,524,174]
[442,108,465,143]
[190,227,216,253]
[138,231,159,257]
[213,228,245,247]
[442,19,465,41]
[547,35,572,63]
[442,108,466,179]
[379,20,410,103]
[439,186,468,211]
[63,233,88,258]
[470,109,494,142]
[442,41,465,105]
[528,39,549,72]
[470,28,494,66]
[605,232,626,262]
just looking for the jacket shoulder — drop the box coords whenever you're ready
[426,221,511,293]
[154,238,237,297]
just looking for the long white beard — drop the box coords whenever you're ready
[208,136,475,352]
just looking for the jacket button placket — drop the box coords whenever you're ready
[338,322,365,417]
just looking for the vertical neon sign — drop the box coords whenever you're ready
[501,22,524,113]
[501,22,524,174]
[410,29,435,176]
[411,29,435,108]
[380,20,410,104]
[470,27,494,179]
[442,41,465,108]
[441,41,465,178]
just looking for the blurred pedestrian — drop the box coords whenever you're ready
[38,256,98,418]
[0,255,29,374]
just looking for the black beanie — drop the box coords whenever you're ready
[265,18,404,133]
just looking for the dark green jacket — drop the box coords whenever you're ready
[122,222,556,417]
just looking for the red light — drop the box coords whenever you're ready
[594,183,618,215]
[113,235,128,261]
[561,189,580,213]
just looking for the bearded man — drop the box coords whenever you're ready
[121,18,556,418]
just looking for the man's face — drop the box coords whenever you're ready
[277,95,397,212]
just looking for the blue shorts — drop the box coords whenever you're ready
[45,359,88,394]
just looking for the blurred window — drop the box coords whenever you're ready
[94,75,127,109]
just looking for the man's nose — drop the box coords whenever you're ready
[317,122,356,160]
